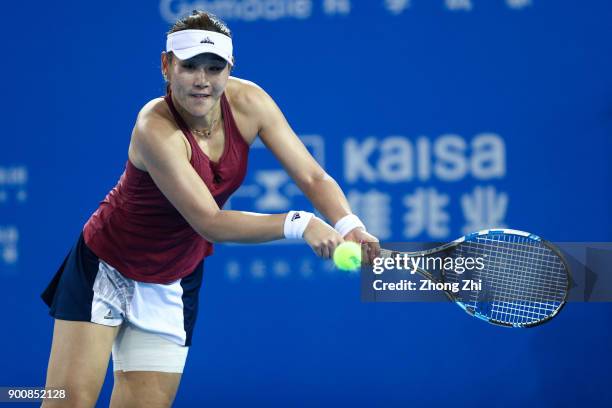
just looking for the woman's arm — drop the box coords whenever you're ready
[130,105,342,257]
[245,86,351,225]
[244,84,381,261]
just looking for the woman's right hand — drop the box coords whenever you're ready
[303,217,344,259]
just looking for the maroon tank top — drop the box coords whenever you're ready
[83,93,249,283]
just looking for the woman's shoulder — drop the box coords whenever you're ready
[224,77,273,140]
[131,97,182,147]
[132,97,180,139]
[225,77,269,116]
[226,76,263,95]
[136,97,173,126]
[128,97,186,169]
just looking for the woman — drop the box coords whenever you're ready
[41,10,379,408]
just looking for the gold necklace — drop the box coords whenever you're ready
[191,109,220,138]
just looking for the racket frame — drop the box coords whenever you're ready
[381,228,570,328]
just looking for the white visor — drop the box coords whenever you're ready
[166,29,233,65]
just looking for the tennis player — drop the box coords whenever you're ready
[40,10,379,408]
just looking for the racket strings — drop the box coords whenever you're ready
[379,233,568,327]
[454,239,566,301]
[452,234,567,325]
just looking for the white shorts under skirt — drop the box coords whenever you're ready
[42,233,204,373]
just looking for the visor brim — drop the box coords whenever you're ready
[172,45,232,65]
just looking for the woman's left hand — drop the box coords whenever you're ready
[343,228,381,265]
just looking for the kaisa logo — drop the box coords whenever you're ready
[341,133,508,240]
[225,134,324,223]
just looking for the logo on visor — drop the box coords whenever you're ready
[200,37,215,45]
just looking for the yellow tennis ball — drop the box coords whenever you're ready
[333,242,362,271]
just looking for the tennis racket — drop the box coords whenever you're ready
[378,228,570,328]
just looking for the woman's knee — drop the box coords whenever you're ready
[43,320,119,407]
[111,371,182,408]
[41,386,99,408]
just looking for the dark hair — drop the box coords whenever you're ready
[168,10,231,38]
[164,10,233,93]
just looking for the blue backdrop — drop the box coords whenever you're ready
[2,0,611,406]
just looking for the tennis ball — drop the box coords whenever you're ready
[333,242,362,271]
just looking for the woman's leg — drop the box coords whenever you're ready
[108,323,188,408]
[109,371,182,408]
[42,319,119,408]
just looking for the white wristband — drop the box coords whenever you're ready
[334,214,366,237]
[284,211,315,239]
